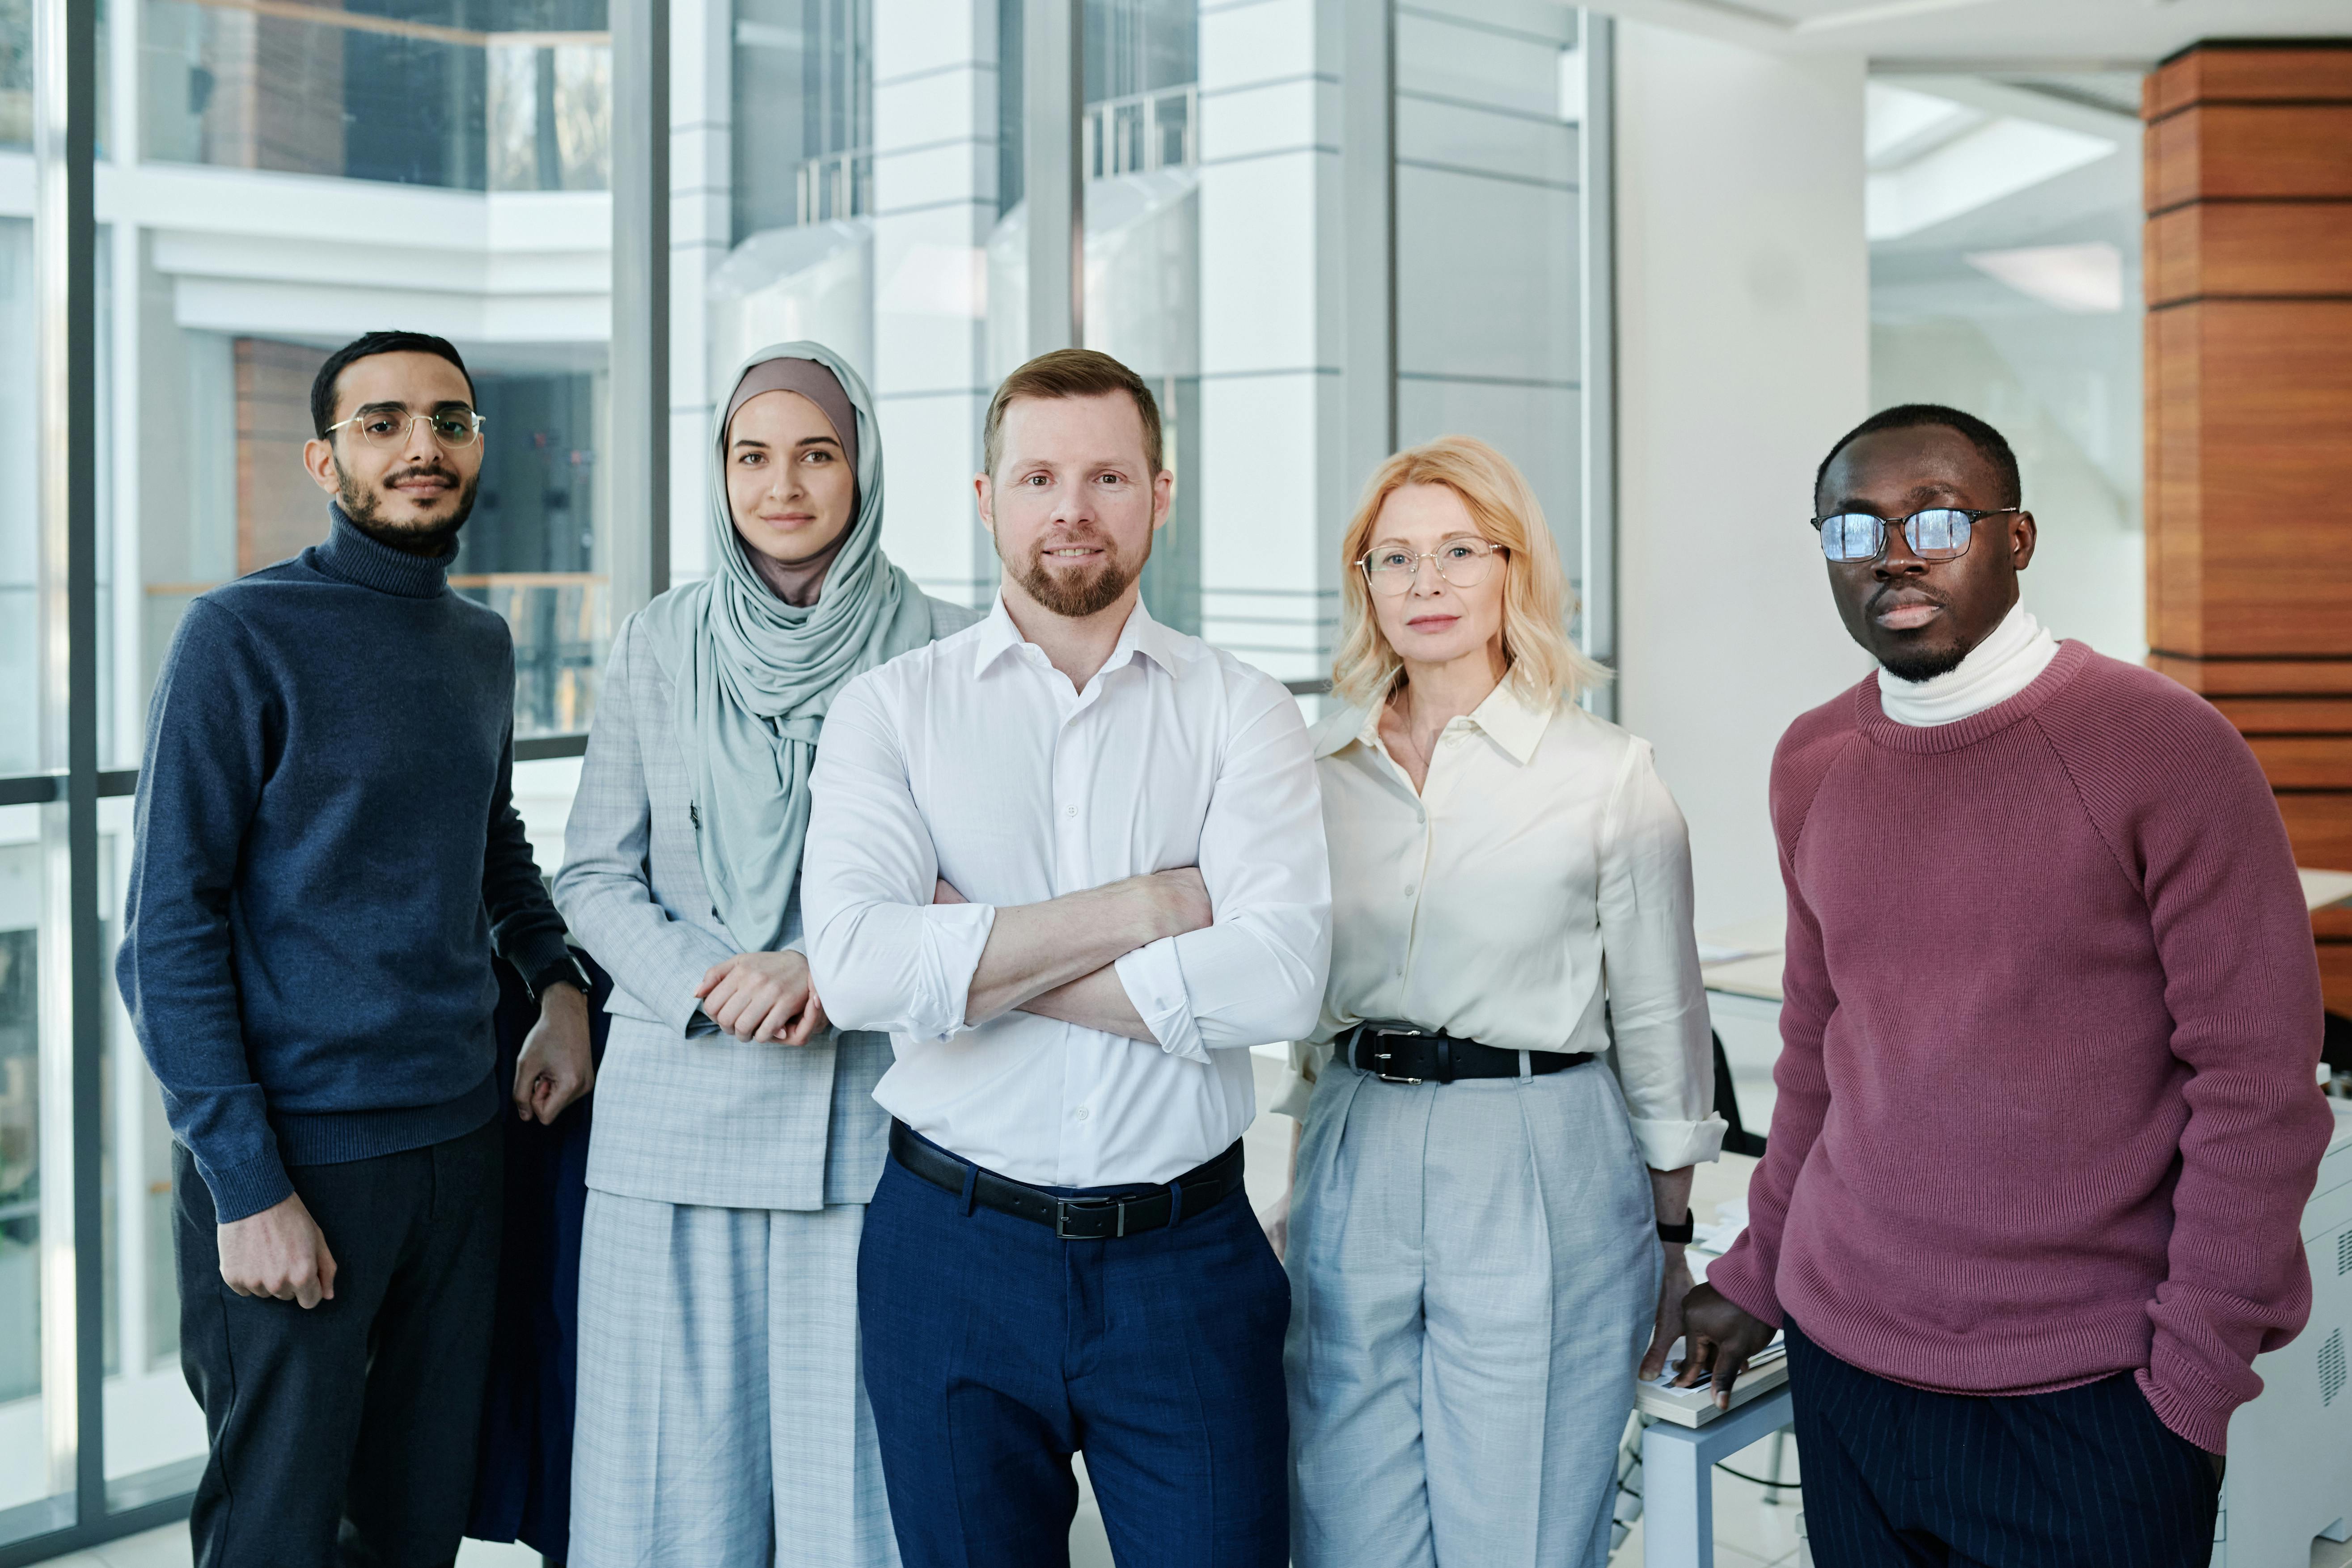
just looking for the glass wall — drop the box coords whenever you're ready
[1865,69,2145,661]
[691,0,1026,608]
[1082,0,1197,634]
[9,0,622,1533]
[140,0,609,191]
[127,0,616,757]
[2,213,33,777]
[1395,2,1585,601]
[0,0,64,1534]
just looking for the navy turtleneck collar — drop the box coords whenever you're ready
[315,504,458,600]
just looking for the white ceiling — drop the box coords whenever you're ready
[1589,0,2349,67]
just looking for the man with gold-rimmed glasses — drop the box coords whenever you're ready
[118,330,594,1566]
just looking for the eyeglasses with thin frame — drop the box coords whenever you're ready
[325,405,486,451]
[1811,507,2016,564]
[1358,539,1506,596]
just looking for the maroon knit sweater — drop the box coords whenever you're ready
[1705,641,2333,1453]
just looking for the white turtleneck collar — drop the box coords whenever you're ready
[1876,598,2059,727]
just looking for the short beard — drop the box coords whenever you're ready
[1880,642,1969,684]
[336,456,476,557]
[1006,531,1145,620]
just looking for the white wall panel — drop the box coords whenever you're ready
[1614,21,1873,933]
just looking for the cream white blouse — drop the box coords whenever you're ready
[1272,679,1724,1171]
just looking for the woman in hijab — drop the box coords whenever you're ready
[554,343,977,1565]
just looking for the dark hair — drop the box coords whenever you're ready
[310,330,475,439]
[1813,403,2021,511]
[983,348,1162,478]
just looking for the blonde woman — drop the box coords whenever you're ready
[1268,437,1724,1567]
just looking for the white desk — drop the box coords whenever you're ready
[1641,1384,1798,1568]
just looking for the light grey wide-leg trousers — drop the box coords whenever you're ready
[1285,1057,1661,1568]
[570,1191,898,1568]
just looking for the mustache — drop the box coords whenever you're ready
[383,462,461,488]
[1866,584,1948,615]
[1032,527,1111,554]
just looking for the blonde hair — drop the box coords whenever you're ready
[1330,435,1611,710]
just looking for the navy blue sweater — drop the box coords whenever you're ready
[116,509,573,1221]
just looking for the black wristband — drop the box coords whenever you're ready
[1657,1213,1695,1245]
[526,953,591,1005]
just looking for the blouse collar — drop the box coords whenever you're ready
[1321,676,1557,765]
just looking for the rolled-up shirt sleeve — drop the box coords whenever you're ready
[1113,676,1332,1062]
[804,672,997,1040]
[1596,739,1725,1170]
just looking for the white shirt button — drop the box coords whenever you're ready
[1403,885,1415,898]
[1074,1106,1090,1120]
[1065,805,1078,818]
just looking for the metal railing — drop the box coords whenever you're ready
[1083,83,1197,180]
[795,147,872,224]
[448,573,607,740]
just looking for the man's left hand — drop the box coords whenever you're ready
[1640,1248,1698,1380]
[513,982,594,1124]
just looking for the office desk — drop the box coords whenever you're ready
[1640,1383,1798,1568]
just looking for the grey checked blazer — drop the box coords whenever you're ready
[554,595,979,1211]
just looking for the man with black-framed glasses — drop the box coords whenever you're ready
[1674,404,2331,1568]
[117,329,594,1567]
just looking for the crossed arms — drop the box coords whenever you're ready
[934,868,1210,1040]
[801,670,1330,1056]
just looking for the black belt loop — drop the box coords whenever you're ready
[1435,1035,1453,1086]
[1168,1178,1186,1230]
[959,1160,977,1217]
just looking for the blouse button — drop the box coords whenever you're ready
[1403,885,1415,898]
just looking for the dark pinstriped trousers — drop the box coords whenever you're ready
[1785,1319,2221,1568]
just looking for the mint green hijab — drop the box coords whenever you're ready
[639,342,934,952]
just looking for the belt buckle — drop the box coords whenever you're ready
[1364,1028,1424,1086]
[1054,1195,1129,1240]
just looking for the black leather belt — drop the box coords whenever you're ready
[1340,1022,1592,1085]
[888,1121,1246,1241]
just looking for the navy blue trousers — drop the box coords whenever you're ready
[857,1142,1290,1568]
[1786,1320,2220,1568]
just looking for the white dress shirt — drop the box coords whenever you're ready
[803,599,1332,1188]
[1273,679,1723,1171]
[1876,599,2058,727]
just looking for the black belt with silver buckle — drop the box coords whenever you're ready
[1340,1022,1592,1086]
[888,1121,1245,1241]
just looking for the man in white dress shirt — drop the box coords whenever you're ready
[803,348,1331,1568]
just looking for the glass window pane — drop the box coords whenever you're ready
[123,0,614,765]
[1083,0,1201,638]
[697,0,1009,605]
[0,807,74,1538]
[1394,3,1584,597]
[103,0,618,1495]
[1,0,74,1534]
[1,212,34,778]
[98,795,207,1509]
[0,0,25,151]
